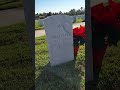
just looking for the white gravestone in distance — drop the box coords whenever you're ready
[44,15,74,66]
[73,16,76,23]
[70,16,74,23]
[70,16,76,23]
[81,14,85,21]
[38,19,44,26]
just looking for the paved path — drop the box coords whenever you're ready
[35,22,85,37]
[0,8,25,27]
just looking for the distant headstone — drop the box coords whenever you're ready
[73,16,76,23]
[70,16,73,23]
[81,14,85,21]
[38,19,44,26]
[44,15,74,66]
[77,15,81,19]
[70,16,76,23]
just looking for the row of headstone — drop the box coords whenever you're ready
[77,14,85,21]
[70,15,77,23]
[70,14,85,23]
[38,14,85,27]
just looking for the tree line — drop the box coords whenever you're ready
[35,7,85,19]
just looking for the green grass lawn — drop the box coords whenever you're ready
[0,0,23,10]
[35,21,44,30]
[97,41,120,90]
[35,18,83,30]
[35,36,85,90]
[0,22,34,89]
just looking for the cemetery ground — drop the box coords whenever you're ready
[97,41,120,89]
[35,35,120,90]
[0,8,25,27]
[0,22,34,89]
[0,0,23,10]
[87,41,120,90]
[35,22,85,37]
[35,20,44,30]
[35,18,84,30]
[35,36,85,90]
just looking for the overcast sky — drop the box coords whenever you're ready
[35,0,85,14]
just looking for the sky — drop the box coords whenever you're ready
[35,0,85,14]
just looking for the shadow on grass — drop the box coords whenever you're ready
[35,60,81,90]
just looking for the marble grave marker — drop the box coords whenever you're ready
[44,15,74,66]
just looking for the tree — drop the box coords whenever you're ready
[35,13,39,19]
[59,11,62,14]
[76,9,81,15]
[80,7,83,11]
[69,9,76,15]
[47,12,52,16]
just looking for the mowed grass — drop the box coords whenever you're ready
[97,41,120,90]
[35,36,85,90]
[35,18,83,30]
[0,0,23,10]
[0,22,34,90]
[35,21,44,30]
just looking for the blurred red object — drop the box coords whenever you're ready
[93,45,107,68]
[73,25,86,39]
[74,46,80,57]
[91,0,120,69]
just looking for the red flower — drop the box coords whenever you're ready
[91,3,104,23]
[74,46,79,57]
[73,25,86,58]
[73,25,86,39]
[91,0,120,69]
[91,0,120,32]
[93,45,107,68]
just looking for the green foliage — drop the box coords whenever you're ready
[35,36,85,90]
[76,17,83,23]
[35,8,85,19]
[35,21,44,30]
[0,22,34,89]
[97,41,120,90]
[114,0,120,3]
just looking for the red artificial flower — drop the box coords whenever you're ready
[109,0,120,31]
[74,46,79,57]
[93,45,107,68]
[91,3,104,23]
[73,25,86,39]
[91,0,120,32]
[91,0,120,69]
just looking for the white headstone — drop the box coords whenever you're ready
[73,16,76,23]
[38,19,44,26]
[70,16,74,23]
[70,16,76,23]
[44,15,74,66]
[81,14,85,21]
